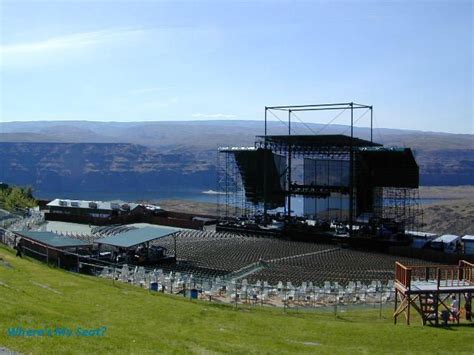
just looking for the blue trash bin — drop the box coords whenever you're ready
[150,282,158,292]
[190,289,198,299]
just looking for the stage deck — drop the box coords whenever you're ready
[409,279,474,293]
[395,260,474,295]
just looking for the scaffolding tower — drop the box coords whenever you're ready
[373,187,424,231]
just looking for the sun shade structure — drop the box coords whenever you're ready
[16,231,90,248]
[95,226,179,248]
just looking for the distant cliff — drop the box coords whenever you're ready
[0,121,473,198]
[0,142,215,196]
[415,149,474,185]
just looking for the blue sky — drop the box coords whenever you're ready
[0,0,472,133]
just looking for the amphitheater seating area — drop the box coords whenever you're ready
[152,230,430,285]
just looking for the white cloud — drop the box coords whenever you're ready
[130,87,174,95]
[192,113,237,119]
[1,29,144,55]
[0,28,145,68]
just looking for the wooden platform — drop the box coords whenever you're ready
[394,260,474,325]
[410,280,474,293]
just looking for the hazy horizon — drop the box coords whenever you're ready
[1,118,473,136]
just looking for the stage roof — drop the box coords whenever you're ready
[95,226,179,248]
[17,231,90,248]
[256,135,381,149]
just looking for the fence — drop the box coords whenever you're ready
[96,263,396,315]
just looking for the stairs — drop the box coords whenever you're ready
[419,293,438,326]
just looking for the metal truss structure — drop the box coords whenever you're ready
[217,102,423,235]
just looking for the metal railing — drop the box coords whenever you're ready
[395,261,474,290]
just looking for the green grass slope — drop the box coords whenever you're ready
[0,246,472,354]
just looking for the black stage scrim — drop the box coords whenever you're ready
[356,148,419,216]
[356,148,419,188]
[234,149,286,208]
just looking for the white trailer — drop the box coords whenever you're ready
[462,235,474,255]
[430,234,460,253]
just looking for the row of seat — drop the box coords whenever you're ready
[247,248,429,284]
[98,264,397,306]
[155,230,337,274]
[152,230,427,285]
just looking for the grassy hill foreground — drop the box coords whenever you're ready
[0,245,473,354]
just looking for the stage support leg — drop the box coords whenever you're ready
[394,288,398,324]
[407,294,411,325]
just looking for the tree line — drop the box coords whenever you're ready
[0,185,37,212]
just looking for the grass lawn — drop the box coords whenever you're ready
[0,245,472,354]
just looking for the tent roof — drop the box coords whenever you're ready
[95,226,179,248]
[17,231,90,248]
